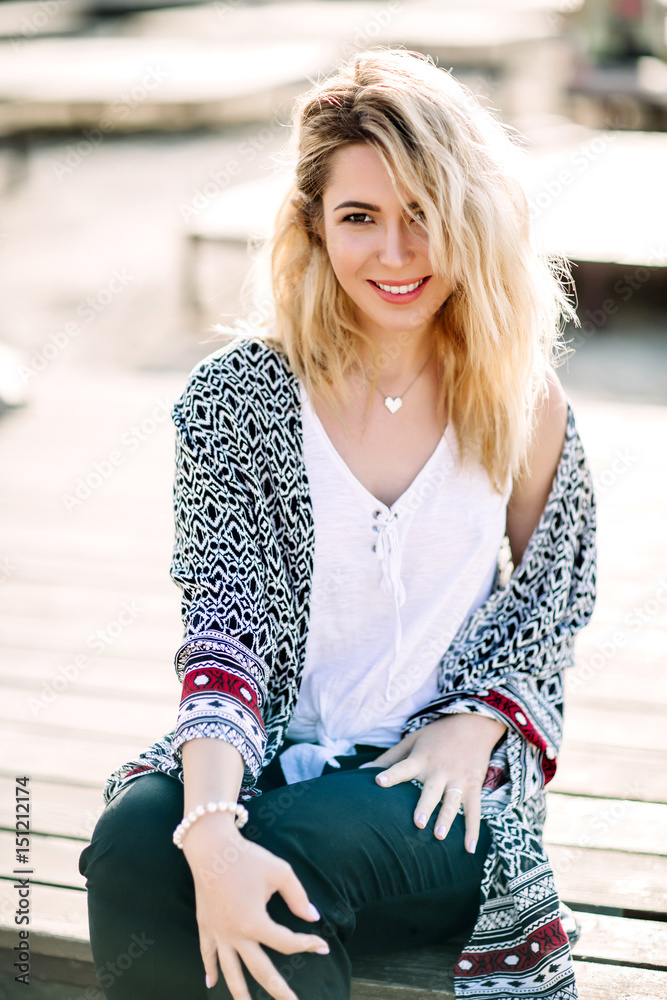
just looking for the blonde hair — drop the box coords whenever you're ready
[267,48,575,488]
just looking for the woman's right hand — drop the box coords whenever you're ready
[183,815,330,1000]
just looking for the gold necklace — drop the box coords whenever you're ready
[373,348,434,414]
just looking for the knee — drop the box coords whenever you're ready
[80,773,187,901]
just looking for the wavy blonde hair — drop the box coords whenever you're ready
[266,48,575,488]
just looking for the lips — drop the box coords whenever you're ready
[368,275,431,303]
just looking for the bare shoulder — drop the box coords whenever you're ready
[528,367,569,484]
[506,368,569,565]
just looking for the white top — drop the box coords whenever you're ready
[279,382,511,785]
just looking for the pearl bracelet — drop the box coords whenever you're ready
[172,800,249,850]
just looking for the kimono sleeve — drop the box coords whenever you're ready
[168,382,274,784]
[400,672,565,809]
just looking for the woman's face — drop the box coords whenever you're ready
[320,143,454,341]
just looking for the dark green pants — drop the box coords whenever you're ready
[79,742,491,999]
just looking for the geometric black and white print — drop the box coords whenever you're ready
[103,335,596,1000]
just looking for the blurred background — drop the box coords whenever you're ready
[0,0,666,390]
[0,6,667,997]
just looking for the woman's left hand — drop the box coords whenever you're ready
[359,713,507,853]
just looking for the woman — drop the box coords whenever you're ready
[80,50,596,1000]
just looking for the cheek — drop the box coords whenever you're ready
[326,235,368,282]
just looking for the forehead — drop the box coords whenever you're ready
[323,143,410,204]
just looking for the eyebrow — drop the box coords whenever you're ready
[333,200,380,212]
[333,200,422,213]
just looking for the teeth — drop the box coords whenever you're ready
[375,279,425,294]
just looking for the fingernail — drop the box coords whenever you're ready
[436,825,446,838]
[205,974,212,989]
[377,774,388,785]
[307,903,321,920]
[417,813,427,828]
[315,944,330,955]
[468,839,477,854]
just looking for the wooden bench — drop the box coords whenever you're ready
[1,374,666,998]
[2,799,667,1000]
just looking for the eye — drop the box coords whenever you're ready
[342,213,373,224]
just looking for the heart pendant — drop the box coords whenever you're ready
[384,396,403,414]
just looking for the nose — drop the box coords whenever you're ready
[377,218,414,269]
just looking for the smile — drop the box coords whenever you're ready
[368,276,431,303]
[371,278,427,294]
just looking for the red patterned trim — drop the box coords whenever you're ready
[482,765,508,791]
[473,689,558,785]
[123,764,155,779]
[456,917,569,976]
[180,666,265,732]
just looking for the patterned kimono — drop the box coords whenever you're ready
[105,336,597,1000]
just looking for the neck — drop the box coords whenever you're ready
[356,325,437,390]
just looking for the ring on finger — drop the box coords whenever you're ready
[444,787,463,795]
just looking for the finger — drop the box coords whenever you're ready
[358,744,404,770]
[199,927,221,991]
[433,785,464,840]
[274,858,319,921]
[237,940,301,1000]
[371,754,420,786]
[257,914,330,957]
[358,755,386,769]
[274,862,329,951]
[216,943,254,1000]
[463,786,482,854]
[413,777,447,828]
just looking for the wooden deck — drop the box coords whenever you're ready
[0,363,666,997]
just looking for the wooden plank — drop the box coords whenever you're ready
[0,831,86,890]
[0,686,175,743]
[351,981,454,999]
[0,615,179,661]
[0,547,171,591]
[0,952,100,992]
[573,912,667,970]
[562,703,667,753]
[351,943,458,999]
[551,845,667,915]
[573,960,667,999]
[0,972,95,998]
[0,649,180,699]
[0,883,88,948]
[552,742,667,803]
[0,777,104,842]
[565,652,667,704]
[0,580,177,621]
[0,524,171,559]
[0,721,150,786]
[545,793,667,856]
